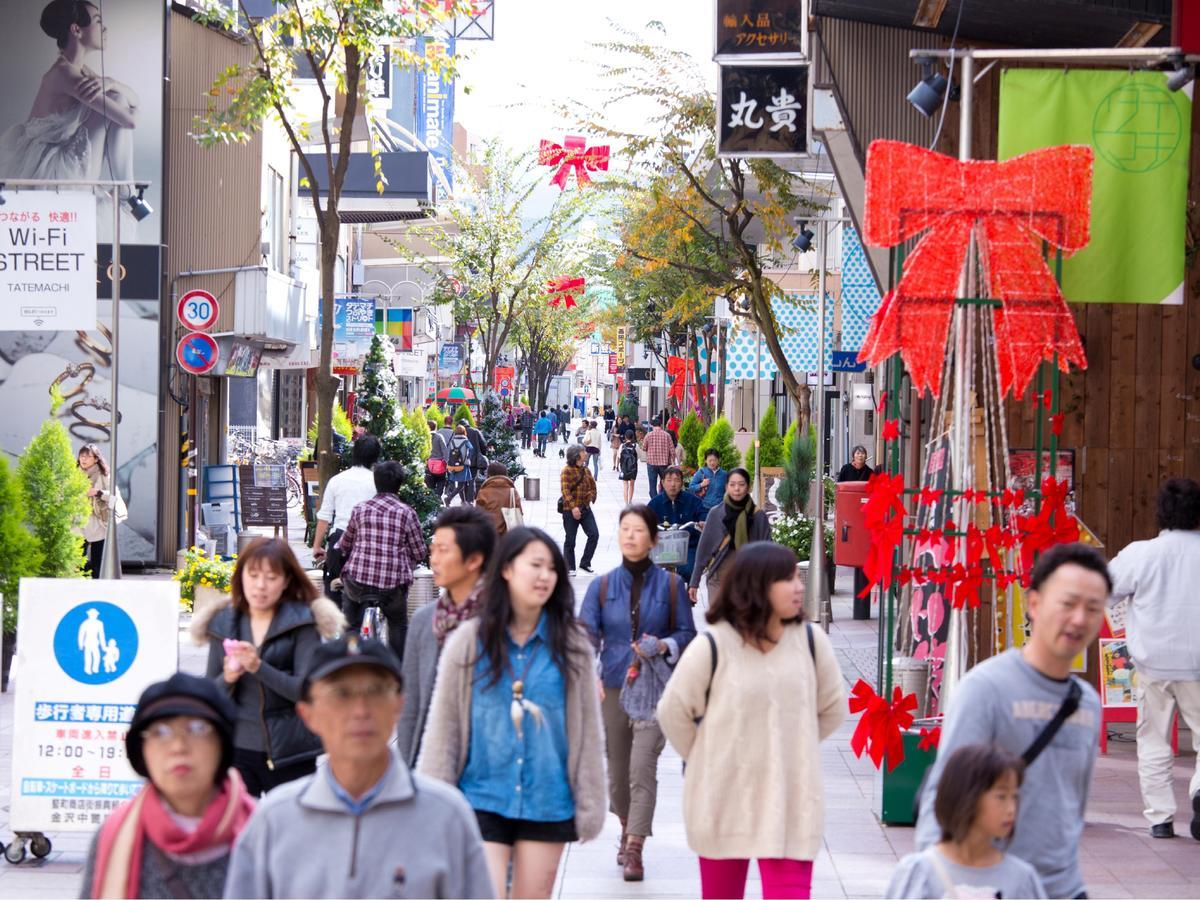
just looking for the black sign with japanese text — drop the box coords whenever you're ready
[716,0,805,59]
[718,64,809,157]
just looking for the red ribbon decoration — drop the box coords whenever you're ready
[917,486,944,506]
[857,141,1091,398]
[849,680,919,772]
[1017,476,1080,575]
[546,276,585,308]
[666,355,696,405]
[1049,413,1065,436]
[538,136,610,190]
[881,418,901,442]
[918,726,942,752]
[858,473,906,599]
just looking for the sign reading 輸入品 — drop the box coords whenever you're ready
[10,579,178,832]
[0,191,96,332]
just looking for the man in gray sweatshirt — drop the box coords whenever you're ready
[1109,477,1200,840]
[916,543,1108,899]
[224,637,492,899]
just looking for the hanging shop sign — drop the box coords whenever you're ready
[10,579,178,833]
[718,63,810,158]
[715,0,806,63]
[375,305,414,351]
[0,190,97,332]
[438,342,464,376]
[615,326,627,367]
[319,296,377,375]
[608,353,618,375]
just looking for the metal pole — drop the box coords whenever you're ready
[808,219,829,626]
[941,51,975,704]
[99,190,122,579]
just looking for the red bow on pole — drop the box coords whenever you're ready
[1017,476,1080,575]
[918,726,942,752]
[858,473,906,599]
[546,276,585,308]
[857,140,1091,398]
[538,136,610,190]
[666,355,695,404]
[849,679,919,771]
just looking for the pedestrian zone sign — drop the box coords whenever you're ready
[9,579,178,832]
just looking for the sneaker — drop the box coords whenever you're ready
[580,564,594,573]
[568,568,577,576]
[1151,822,1175,839]
[1191,793,1200,841]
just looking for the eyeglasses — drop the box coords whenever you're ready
[313,682,399,706]
[142,719,216,745]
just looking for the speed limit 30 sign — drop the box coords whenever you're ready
[176,289,219,331]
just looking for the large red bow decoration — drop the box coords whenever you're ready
[858,473,906,599]
[849,679,918,771]
[858,140,1091,398]
[538,136,610,190]
[546,276,585,308]
[666,355,696,405]
[1017,476,1079,575]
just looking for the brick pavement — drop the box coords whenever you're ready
[0,432,1196,897]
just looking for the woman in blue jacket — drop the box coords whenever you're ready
[579,505,697,882]
[688,448,729,511]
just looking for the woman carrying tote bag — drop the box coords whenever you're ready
[658,542,845,900]
[475,461,524,534]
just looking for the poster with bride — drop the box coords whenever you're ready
[0,0,165,563]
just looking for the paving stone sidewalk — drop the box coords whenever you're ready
[0,434,1195,898]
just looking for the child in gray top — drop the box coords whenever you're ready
[888,744,1046,899]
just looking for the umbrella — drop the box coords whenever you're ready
[435,387,478,405]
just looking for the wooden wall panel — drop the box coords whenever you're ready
[1080,446,1109,544]
[1081,303,1112,451]
[1134,305,1161,451]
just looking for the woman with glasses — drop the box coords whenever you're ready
[81,672,255,898]
[419,527,607,900]
[194,538,345,795]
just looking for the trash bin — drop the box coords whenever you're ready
[407,566,436,621]
[523,477,540,502]
[236,531,260,556]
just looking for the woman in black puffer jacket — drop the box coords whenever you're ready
[194,538,345,795]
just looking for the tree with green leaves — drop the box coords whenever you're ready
[777,424,816,517]
[358,335,400,445]
[511,287,592,413]
[478,391,525,478]
[0,456,41,635]
[18,411,89,581]
[192,0,463,490]
[425,403,447,431]
[398,142,592,388]
[678,412,705,470]
[452,403,476,429]
[405,408,432,461]
[697,417,741,473]
[744,402,784,481]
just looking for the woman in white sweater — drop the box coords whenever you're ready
[657,541,845,900]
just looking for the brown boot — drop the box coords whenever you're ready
[616,817,628,866]
[623,835,645,882]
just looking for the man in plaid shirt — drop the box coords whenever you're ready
[642,417,675,499]
[337,461,426,663]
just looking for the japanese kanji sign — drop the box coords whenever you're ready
[10,579,178,833]
[0,191,96,332]
[715,0,806,61]
[718,64,810,158]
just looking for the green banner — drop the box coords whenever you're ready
[998,69,1191,305]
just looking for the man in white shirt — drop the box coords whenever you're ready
[1109,477,1200,840]
[311,435,381,600]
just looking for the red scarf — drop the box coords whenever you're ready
[90,768,255,899]
[433,581,484,646]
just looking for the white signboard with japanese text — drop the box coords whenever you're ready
[10,579,179,832]
[0,191,96,331]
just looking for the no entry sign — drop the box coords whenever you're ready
[177,289,219,331]
[176,332,219,375]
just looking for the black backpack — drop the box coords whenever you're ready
[619,443,638,478]
[447,436,471,473]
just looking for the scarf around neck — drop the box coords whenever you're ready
[91,768,255,899]
[433,581,484,646]
[723,494,756,550]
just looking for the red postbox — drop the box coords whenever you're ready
[835,481,871,568]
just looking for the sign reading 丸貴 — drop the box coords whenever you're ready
[718,64,810,158]
[11,579,178,832]
[0,191,97,332]
[176,289,219,331]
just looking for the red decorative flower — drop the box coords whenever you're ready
[918,726,942,752]
[849,680,919,772]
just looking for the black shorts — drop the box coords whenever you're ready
[474,810,578,845]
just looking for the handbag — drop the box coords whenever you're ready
[426,457,447,476]
[501,488,524,530]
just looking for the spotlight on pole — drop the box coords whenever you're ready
[1168,61,1196,93]
[791,223,815,253]
[126,185,153,221]
[907,55,949,117]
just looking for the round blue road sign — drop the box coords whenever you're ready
[176,332,219,375]
[52,601,139,685]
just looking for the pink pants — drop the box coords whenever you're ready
[698,857,813,899]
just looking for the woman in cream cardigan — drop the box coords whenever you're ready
[657,541,846,900]
[418,526,607,900]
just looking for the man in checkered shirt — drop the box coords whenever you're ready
[336,461,427,664]
[642,416,676,499]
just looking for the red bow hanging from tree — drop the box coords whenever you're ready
[546,276,585,308]
[538,136,610,190]
[666,355,696,404]
[849,679,919,771]
[858,473,906,599]
[1017,476,1080,576]
[857,140,1091,398]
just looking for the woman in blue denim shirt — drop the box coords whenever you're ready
[688,448,729,511]
[418,527,607,900]
[579,505,697,882]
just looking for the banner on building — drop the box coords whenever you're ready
[615,326,627,367]
[319,297,377,374]
[725,293,833,379]
[493,364,514,396]
[438,342,464,376]
[0,0,166,563]
[718,63,810,158]
[10,579,178,832]
[416,36,456,193]
[840,226,882,352]
[375,306,414,351]
[998,69,1192,305]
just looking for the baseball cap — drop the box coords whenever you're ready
[301,636,403,696]
[126,672,236,779]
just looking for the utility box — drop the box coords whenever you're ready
[835,481,871,568]
[878,731,937,825]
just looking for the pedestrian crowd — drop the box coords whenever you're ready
[77,407,1200,899]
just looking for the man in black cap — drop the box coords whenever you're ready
[223,637,491,899]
